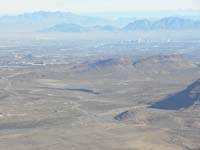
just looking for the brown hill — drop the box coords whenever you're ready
[75,55,197,74]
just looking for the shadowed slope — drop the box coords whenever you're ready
[150,79,200,110]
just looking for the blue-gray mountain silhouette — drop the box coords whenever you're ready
[123,17,200,30]
[0,11,199,32]
[42,23,86,33]
[0,11,106,31]
[123,19,152,30]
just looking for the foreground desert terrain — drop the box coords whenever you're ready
[0,55,200,150]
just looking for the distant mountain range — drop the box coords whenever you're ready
[123,17,200,30]
[0,11,108,32]
[43,17,200,33]
[0,11,199,32]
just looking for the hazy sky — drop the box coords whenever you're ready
[0,0,199,14]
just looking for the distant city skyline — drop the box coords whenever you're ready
[0,0,199,15]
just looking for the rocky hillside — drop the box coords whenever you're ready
[75,55,197,74]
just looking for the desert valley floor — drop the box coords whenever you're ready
[0,55,200,150]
